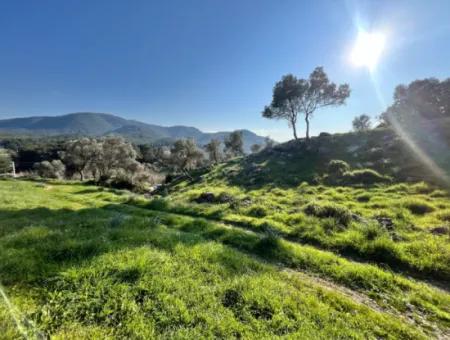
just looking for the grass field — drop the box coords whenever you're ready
[0,179,449,339]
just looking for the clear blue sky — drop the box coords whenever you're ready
[0,0,449,141]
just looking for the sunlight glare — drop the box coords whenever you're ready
[351,31,386,70]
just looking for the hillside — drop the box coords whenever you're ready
[0,179,449,338]
[0,112,266,151]
[1,124,449,338]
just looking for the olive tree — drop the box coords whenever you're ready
[204,139,222,164]
[61,138,100,180]
[170,139,204,171]
[263,67,350,140]
[352,114,372,132]
[224,131,244,157]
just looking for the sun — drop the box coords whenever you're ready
[351,31,386,70]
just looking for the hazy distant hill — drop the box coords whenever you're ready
[0,112,266,151]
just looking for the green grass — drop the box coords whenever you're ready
[1,179,449,338]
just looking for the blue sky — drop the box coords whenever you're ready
[0,0,449,141]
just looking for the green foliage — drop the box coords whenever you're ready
[2,180,444,338]
[343,169,391,185]
[247,205,268,218]
[403,198,435,215]
[303,202,353,226]
[328,159,350,176]
[263,67,350,140]
[0,148,12,173]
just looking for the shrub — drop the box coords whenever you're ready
[343,169,390,185]
[356,193,371,202]
[403,199,435,215]
[303,202,352,226]
[327,160,350,177]
[147,198,169,211]
[33,160,66,179]
[247,205,268,218]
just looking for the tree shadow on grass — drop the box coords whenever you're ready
[0,203,269,286]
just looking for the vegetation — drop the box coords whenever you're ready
[352,114,372,132]
[1,179,449,338]
[262,67,350,140]
[0,148,12,174]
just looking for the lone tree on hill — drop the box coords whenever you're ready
[352,114,372,132]
[224,131,244,157]
[263,67,350,140]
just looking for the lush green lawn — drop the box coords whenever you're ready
[0,179,449,338]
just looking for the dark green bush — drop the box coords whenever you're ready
[327,160,350,176]
[403,199,435,215]
[343,169,390,185]
[303,202,352,226]
[247,205,268,218]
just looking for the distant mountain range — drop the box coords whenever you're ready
[0,112,266,152]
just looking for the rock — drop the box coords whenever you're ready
[430,226,450,236]
[347,145,360,153]
[375,216,395,231]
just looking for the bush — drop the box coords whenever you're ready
[33,160,66,179]
[403,199,435,215]
[303,202,352,226]
[343,169,390,185]
[327,160,350,177]
[247,205,268,218]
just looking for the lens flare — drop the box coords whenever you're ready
[351,31,386,70]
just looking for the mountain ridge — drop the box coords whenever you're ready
[0,112,266,151]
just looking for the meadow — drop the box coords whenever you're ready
[0,178,449,339]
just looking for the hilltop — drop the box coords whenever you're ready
[0,112,266,152]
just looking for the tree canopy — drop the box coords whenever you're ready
[263,67,350,140]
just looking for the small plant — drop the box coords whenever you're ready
[303,202,352,226]
[247,205,268,218]
[403,199,435,215]
[147,197,169,211]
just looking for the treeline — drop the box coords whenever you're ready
[0,131,273,191]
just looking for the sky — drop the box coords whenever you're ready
[0,0,449,141]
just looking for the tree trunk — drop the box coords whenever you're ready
[292,121,298,140]
[305,114,310,140]
[79,170,84,181]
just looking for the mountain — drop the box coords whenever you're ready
[0,112,266,152]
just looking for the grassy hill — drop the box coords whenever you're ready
[1,123,450,338]
[0,178,449,338]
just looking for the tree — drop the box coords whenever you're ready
[263,67,350,140]
[204,139,222,164]
[264,137,274,149]
[250,144,261,153]
[170,139,204,171]
[352,114,372,132]
[224,131,244,157]
[61,138,99,180]
[34,160,66,179]
[0,148,12,174]
[94,137,138,181]
[380,78,450,125]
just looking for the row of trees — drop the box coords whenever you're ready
[26,131,272,190]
